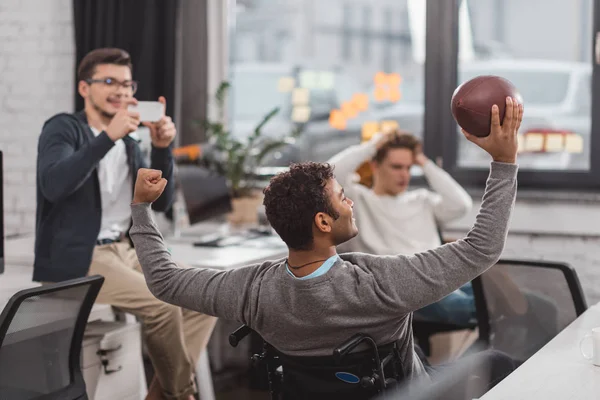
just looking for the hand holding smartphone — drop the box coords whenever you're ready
[128,101,164,123]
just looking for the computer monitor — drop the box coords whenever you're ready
[176,164,233,226]
[176,165,274,247]
[0,151,4,274]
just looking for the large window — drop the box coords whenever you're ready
[457,0,593,173]
[443,0,600,189]
[229,0,600,189]
[229,0,426,167]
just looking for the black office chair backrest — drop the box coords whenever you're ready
[0,275,104,400]
[472,259,587,362]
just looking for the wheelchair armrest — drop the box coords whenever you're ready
[229,325,253,347]
[333,333,368,364]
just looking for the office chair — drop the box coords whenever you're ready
[0,275,104,400]
[471,259,587,362]
[412,317,476,357]
[229,324,404,400]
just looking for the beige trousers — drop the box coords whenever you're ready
[88,242,217,400]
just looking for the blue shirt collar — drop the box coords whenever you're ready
[286,254,340,280]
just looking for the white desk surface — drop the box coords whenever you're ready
[4,232,288,271]
[481,302,600,400]
[1,236,111,321]
[167,235,288,270]
[1,231,287,313]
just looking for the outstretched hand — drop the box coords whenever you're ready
[462,97,524,164]
[132,168,168,204]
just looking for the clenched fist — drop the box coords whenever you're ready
[132,168,168,204]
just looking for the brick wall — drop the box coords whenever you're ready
[0,0,75,236]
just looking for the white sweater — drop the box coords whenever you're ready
[329,137,473,256]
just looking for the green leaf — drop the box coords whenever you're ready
[254,140,290,166]
[252,107,280,138]
[215,81,230,104]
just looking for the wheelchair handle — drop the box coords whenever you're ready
[229,325,253,347]
[333,333,368,363]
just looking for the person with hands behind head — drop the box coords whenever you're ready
[34,48,216,400]
[129,98,523,399]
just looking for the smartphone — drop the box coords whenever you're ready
[129,101,164,122]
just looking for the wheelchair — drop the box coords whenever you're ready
[229,325,406,400]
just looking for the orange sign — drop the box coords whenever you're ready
[329,109,347,130]
[341,101,359,118]
[352,93,369,111]
[373,72,402,103]
[327,72,403,130]
[361,120,399,142]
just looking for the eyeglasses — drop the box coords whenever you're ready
[86,77,138,94]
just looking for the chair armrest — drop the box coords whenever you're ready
[333,333,369,364]
[229,325,253,347]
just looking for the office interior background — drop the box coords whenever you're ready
[2,0,600,303]
[2,0,600,399]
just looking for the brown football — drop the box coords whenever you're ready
[451,75,521,137]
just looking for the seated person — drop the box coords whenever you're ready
[129,98,523,396]
[33,48,216,400]
[329,131,475,326]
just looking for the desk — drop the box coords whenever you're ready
[167,234,287,270]
[481,302,600,400]
[1,232,289,399]
[1,236,114,322]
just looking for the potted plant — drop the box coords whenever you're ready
[201,81,302,224]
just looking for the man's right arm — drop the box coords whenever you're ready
[366,98,523,313]
[37,115,114,202]
[368,161,517,313]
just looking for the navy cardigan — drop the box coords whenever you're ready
[33,111,175,282]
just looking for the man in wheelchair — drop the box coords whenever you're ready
[128,99,523,399]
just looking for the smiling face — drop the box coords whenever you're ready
[321,178,358,245]
[78,63,135,119]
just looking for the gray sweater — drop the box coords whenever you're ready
[129,162,517,379]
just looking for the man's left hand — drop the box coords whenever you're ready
[414,145,428,167]
[143,96,177,148]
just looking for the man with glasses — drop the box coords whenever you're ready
[33,48,216,400]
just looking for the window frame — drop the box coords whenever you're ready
[424,0,600,190]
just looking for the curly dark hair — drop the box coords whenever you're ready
[263,162,339,250]
[372,130,420,163]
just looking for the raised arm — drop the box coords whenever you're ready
[37,115,115,203]
[369,98,523,313]
[129,169,258,323]
[420,159,473,223]
[38,101,140,203]
[143,96,177,211]
[327,134,380,187]
[147,145,175,211]
[370,161,517,312]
